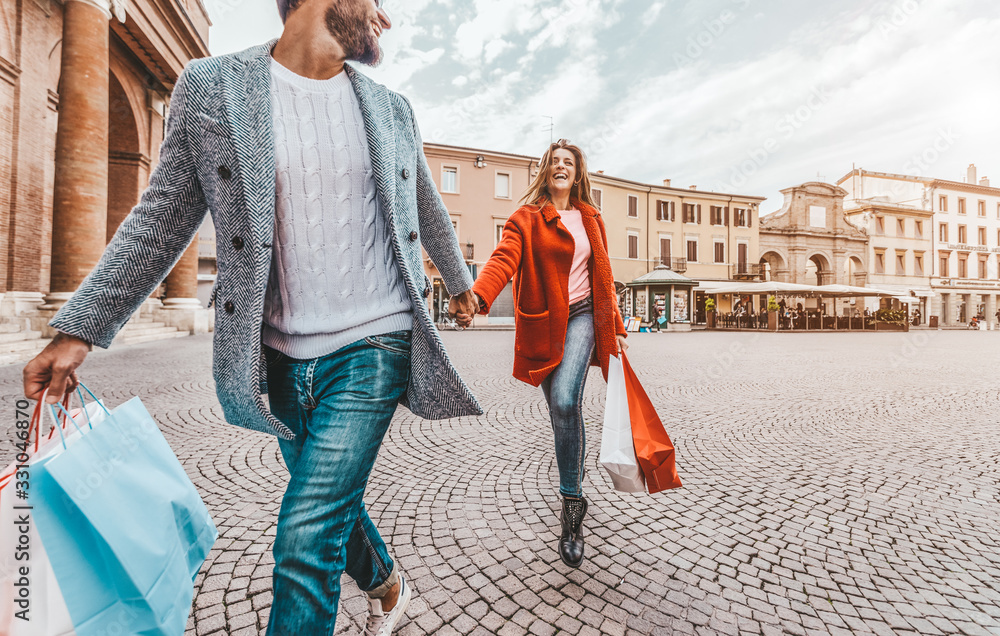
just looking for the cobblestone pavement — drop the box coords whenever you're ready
[2,330,999,636]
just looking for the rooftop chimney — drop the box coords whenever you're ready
[980,176,991,187]
[689,185,697,190]
[662,179,671,187]
[967,164,977,184]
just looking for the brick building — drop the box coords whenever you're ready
[0,0,211,359]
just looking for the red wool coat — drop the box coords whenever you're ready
[473,199,627,386]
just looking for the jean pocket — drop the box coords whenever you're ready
[364,330,412,357]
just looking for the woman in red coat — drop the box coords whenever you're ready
[472,140,627,568]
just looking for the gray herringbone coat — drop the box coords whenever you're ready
[51,41,483,439]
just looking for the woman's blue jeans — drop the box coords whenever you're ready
[540,312,595,498]
[263,331,411,635]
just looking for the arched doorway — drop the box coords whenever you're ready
[107,71,144,242]
[805,253,832,286]
[843,256,866,287]
[759,251,787,282]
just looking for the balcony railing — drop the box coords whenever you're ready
[731,263,763,279]
[654,257,687,273]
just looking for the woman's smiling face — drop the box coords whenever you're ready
[546,148,577,200]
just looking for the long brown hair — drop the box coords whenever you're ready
[520,139,597,209]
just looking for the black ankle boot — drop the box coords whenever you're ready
[559,496,588,568]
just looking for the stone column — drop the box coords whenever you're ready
[43,0,112,308]
[157,236,213,334]
[162,238,201,310]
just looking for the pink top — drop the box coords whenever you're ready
[559,208,593,305]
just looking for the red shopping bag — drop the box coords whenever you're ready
[621,352,682,494]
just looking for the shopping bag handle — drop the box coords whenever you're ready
[76,382,112,418]
[48,401,87,451]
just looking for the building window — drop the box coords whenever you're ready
[958,255,968,278]
[714,241,725,264]
[441,166,458,194]
[450,216,459,235]
[915,220,923,238]
[875,251,885,274]
[914,253,924,275]
[627,233,639,260]
[978,200,986,217]
[659,237,671,265]
[686,239,698,263]
[657,200,675,221]
[875,216,885,236]
[979,257,988,279]
[979,227,987,246]
[939,195,948,212]
[958,225,967,244]
[682,203,697,223]
[939,254,949,277]
[495,172,511,199]
[591,188,603,210]
[939,223,948,242]
[627,195,638,218]
[896,252,906,275]
[897,218,905,237]
[710,206,724,225]
[958,198,966,215]
[495,222,505,247]
[734,208,747,227]
[997,203,1000,220]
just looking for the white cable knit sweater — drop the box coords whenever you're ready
[261,58,412,360]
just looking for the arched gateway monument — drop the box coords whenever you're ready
[759,183,868,286]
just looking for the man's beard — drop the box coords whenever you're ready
[325,2,382,66]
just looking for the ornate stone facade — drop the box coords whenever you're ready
[759,182,868,287]
[0,0,211,336]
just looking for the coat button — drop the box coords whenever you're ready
[231,236,244,250]
[224,301,235,314]
[218,165,231,180]
[401,168,410,180]
[409,231,418,242]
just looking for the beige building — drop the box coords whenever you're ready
[841,201,934,320]
[420,143,766,327]
[838,165,1000,326]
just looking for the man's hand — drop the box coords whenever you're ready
[23,333,91,404]
[448,290,479,328]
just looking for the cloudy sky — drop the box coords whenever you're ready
[207,0,1000,211]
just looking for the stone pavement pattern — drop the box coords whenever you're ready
[1,330,998,636]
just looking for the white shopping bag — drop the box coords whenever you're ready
[599,355,646,492]
[0,397,107,635]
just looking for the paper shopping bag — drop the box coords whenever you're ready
[621,352,682,494]
[32,396,217,636]
[599,355,646,492]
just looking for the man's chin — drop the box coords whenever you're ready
[351,46,383,67]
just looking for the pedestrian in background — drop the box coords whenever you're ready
[467,140,628,568]
[22,0,481,633]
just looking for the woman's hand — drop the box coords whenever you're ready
[449,290,479,328]
[617,335,628,355]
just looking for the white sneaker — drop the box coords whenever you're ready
[364,573,411,636]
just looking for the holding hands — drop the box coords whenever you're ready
[448,289,478,329]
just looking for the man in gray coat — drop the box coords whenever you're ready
[23,0,481,633]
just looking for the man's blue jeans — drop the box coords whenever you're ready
[263,331,411,635]
[540,312,595,498]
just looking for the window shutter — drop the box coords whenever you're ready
[725,207,730,226]
[748,209,752,228]
[697,204,702,224]
[671,202,676,222]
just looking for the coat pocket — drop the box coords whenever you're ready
[515,309,550,361]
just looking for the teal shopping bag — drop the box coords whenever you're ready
[32,396,217,636]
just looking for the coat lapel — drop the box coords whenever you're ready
[220,41,277,242]
[346,65,398,225]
